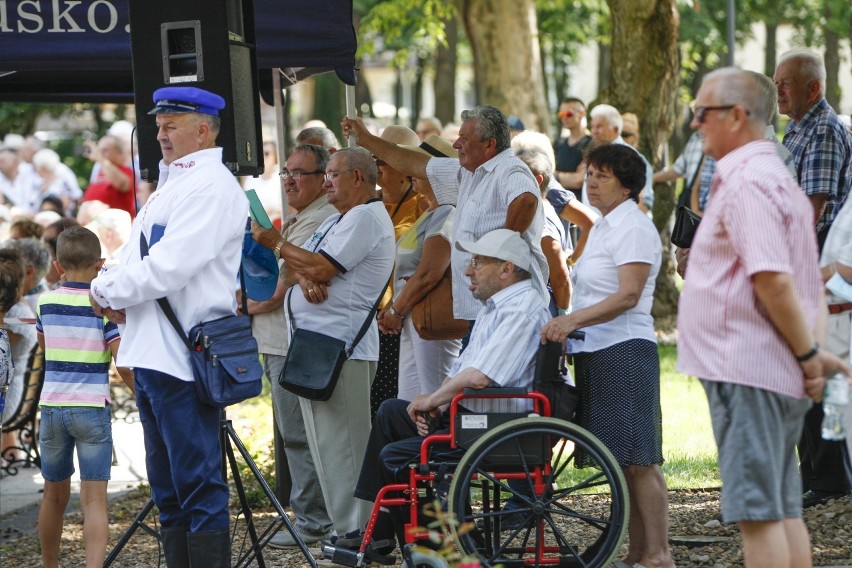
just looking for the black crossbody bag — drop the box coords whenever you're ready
[280,280,387,401]
[140,232,263,408]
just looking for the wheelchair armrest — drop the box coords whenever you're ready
[462,387,527,396]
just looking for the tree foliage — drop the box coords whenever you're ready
[357,0,456,66]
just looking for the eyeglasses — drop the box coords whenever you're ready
[621,131,635,138]
[557,109,575,119]
[323,169,355,182]
[280,169,323,180]
[372,155,386,167]
[467,256,504,269]
[692,105,737,124]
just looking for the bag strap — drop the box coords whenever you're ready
[287,273,392,358]
[140,230,249,351]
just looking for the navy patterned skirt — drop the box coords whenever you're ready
[573,338,664,468]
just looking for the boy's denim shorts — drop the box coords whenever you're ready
[39,405,113,482]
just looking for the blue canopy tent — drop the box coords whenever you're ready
[0,0,357,102]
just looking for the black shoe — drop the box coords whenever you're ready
[802,490,847,508]
[475,510,531,532]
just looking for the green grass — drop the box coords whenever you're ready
[658,345,720,489]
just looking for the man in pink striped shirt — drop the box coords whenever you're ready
[678,67,850,568]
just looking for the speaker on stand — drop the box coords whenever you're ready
[129,0,263,181]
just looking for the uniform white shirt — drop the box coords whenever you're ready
[91,147,248,381]
[426,149,549,320]
[288,200,395,361]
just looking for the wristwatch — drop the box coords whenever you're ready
[388,305,404,319]
[273,238,285,260]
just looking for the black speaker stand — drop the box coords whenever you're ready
[103,411,317,567]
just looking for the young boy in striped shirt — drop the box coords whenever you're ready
[36,225,133,568]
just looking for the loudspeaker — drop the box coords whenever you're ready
[129,0,263,182]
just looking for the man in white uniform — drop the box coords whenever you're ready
[90,86,246,568]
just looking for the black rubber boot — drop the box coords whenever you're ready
[161,525,189,568]
[187,529,231,568]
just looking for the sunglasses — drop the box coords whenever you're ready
[557,110,575,119]
[693,105,738,124]
[373,155,386,167]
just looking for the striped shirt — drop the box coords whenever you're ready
[782,98,852,233]
[427,149,549,320]
[677,140,822,399]
[36,282,119,407]
[451,280,551,413]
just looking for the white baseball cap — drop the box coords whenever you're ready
[455,229,531,271]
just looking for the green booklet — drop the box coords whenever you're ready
[245,189,273,229]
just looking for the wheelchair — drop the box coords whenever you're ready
[322,342,629,568]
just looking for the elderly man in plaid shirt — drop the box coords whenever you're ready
[775,48,852,507]
[775,49,852,248]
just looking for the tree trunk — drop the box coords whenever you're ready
[433,14,458,125]
[824,23,840,111]
[459,0,551,136]
[411,56,425,130]
[602,0,680,327]
[596,40,611,96]
[764,21,777,77]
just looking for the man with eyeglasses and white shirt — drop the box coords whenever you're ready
[246,144,337,547]
[251,147,395,541]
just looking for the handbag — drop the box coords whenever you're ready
[410,269,469,340]
[671,205,702,249]
[280,280,388,401]
[534,341,579,422]
[140,233,263,408]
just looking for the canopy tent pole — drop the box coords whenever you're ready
[345,84,357,147]
[273,68,288,226]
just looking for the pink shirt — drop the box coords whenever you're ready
[677,140,822,399]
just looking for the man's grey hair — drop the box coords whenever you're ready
[511,130,556,173]
[335,147,377,187]
[590,104,623,135]
[199,114,221,137]
[778,49,826,96]
[291,144,331,173]
[296,127,341,150]
[514,148,553,192]
[461,105,511,153]
[747,70,779,125]
[33,148,61,172]
[1,237,51,283]
[702,67,768,129]
[100,134,125,153]
[417,116,443,132]
[511,265,531,279]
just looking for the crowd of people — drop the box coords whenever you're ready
[0,47,851,568]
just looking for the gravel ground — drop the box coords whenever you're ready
[1,486,850,567]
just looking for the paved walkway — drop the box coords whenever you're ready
[0,419,148,544]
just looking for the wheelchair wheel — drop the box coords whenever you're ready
[402,545,450,568]
[447,417,628,567]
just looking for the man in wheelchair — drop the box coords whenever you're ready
[334,229,551,561]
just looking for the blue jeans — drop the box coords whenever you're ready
[39,405,112,482]
[135,368,229,532]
